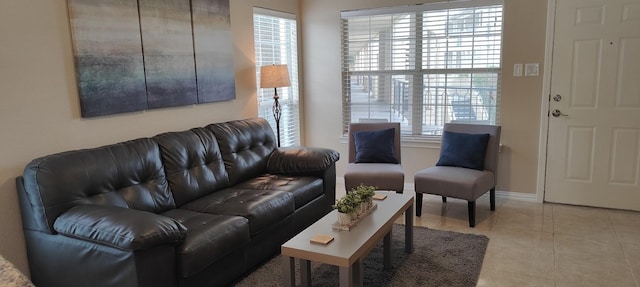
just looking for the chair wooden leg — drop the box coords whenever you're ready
[416,193,423,216]
[441,196,447,203]
[490,188,496,211]
[468,201,476,227]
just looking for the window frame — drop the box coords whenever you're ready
[253,7,301,147]
[340,0,504,141]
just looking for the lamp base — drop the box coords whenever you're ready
[273,89,281,147]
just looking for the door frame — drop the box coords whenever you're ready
[535,0,557,203]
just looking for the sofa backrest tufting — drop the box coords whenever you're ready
[17,118,279,234]
[206,118,277,186]
[20,138,175,233]
[154,127,231,206]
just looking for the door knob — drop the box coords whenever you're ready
[551,109,568,117]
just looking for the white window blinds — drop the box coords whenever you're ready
[253,8,300,146]
[341,0,503,138]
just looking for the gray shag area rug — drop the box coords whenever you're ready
[233,224,489,287]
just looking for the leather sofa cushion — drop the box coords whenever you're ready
[162,209,250,278]
[155,128,230,206]
[180,188,294,236]
[234,175,323,209]
[22,138,174,232]
[54,205,187,251]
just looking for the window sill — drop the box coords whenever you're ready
[340,135,504,152]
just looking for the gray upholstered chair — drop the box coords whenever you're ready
[414,123,501,227]
[344,122,404,193]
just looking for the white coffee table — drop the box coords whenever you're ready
[281,192,414,287]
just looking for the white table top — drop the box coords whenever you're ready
[281,192,413,267]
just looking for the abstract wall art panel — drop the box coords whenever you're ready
[68,0,148,117]
[192,0,236,103]
[68,0,235,118]
[139,0,198,109]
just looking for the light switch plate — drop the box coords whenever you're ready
[525,63,539,77]
[513,64,523,77]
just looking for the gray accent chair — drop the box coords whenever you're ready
[414,123,501,227]
[344,122,405,193]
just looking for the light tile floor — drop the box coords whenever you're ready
[336,184,640,286]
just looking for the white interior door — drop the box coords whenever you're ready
[545,0,640,210]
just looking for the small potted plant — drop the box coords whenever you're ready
[351,184,376,211]
[333,196,356,225]
[350,192,364,216]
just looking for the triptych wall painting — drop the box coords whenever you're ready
[68,0,235,117]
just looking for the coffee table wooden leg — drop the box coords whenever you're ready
[405,203,414,253]
[339,259,363,287]
[354,259,363,286]
[383,231,391,269]
[282,256,295,287]
[300,259,312,287]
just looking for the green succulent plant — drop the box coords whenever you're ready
[332,196,356,213]
[333,184,377,213]
[351,184,376,202]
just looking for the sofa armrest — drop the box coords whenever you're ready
[53,205,187,251]
[267,147,340,175]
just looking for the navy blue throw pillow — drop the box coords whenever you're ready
[353,128,398,164]
[436,131,490,170]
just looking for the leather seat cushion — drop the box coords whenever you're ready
[180,188,295,236]
[162,209,250,278]
[234,175,323,209]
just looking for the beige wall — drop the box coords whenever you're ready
[300,0,547,193]
[0,0,297,275]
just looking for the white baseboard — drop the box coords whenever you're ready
[493,190,537,202]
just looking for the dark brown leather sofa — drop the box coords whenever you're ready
[15,118,339,287]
